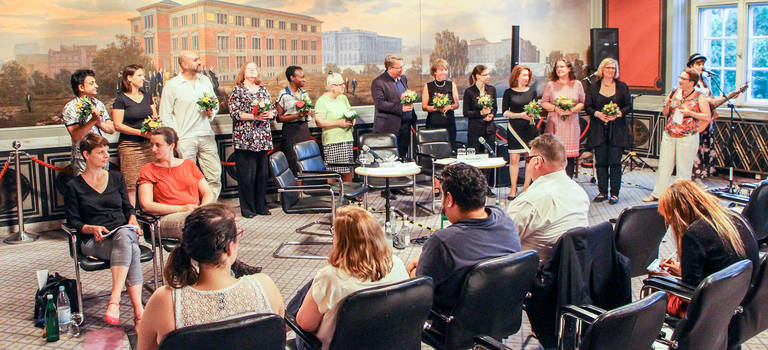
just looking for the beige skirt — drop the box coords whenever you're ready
[118,140,154,190]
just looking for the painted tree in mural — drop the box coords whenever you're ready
[325,63,340,74]
[494,55,511,77]
[362,64,380,75]
[430,30,468,77]
[0,61,29,107]
[406,57,423,77]
[92,35,154,97]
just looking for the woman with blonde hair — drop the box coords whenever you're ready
[655,179,758,316]
[295,206,409,349]
[422,58,460,147]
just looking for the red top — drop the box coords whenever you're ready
[664,90,702,138]
[138,159,204,205]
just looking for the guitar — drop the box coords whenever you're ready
[697,82,749,133]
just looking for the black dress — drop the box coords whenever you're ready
[113,89,153,143]
[502,88,539,152]
[425,80,456,147]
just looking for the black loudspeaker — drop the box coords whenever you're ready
[510,25,520,71]
[590,28,619,70]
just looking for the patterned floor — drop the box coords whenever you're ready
[1,167,766,349]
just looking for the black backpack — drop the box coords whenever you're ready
[34,273,78,328]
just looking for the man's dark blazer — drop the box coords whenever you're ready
[371,71,412,135]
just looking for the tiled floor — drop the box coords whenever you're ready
[1,167,766,349]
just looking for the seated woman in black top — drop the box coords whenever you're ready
[64,133,144,327]
[584,58,632,204]
[656,179,759,317]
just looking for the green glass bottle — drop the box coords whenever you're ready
[440,213,450,229]
[45,294,59,342]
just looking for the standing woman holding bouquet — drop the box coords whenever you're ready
[228,62,275,217]
[502,65,539,200]
[463,65,498,197]
[585,58,632,204]
[315,73,355,182]
[422,59,460,147]
[540,59,585,178]
[113,64,157,206]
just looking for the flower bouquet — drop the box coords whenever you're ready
[400,90,419,105]
[341,110,359,122]
[554,95,575,120]
[295,95,314,121]
[477,93,494,109]
[140,115,162,133]
[252,99,275,115]
[432,92,452,117]
[197,93,219,112]
[523,99,543,126]
[602,101,619,118]
[75,97,94,120]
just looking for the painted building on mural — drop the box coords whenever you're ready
[468,37,541,68]
[48,45,98,76]
[129,0,322,81]
[322,27,402,67]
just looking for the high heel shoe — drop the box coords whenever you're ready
[105,302,120,325]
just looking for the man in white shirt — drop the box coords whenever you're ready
[159,51,221,199]
[507,134,589,266]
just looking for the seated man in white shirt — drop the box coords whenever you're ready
[507,134,589,266]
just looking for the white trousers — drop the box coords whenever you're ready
[651,132,700,198]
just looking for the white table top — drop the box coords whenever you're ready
[354,163,421,177]
[434,157,507,169]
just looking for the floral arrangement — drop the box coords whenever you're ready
[602,101,619,116]
[196,93,219,112]
[431,93,452,117]
[75,97,94,120]
[554,95,575,120]
[295,95,314,114]
[140,115,162,133]
[523,99,543,125]
[477,93,494,109]
[252,99,275,115]
[342,110,359,122]
[400,90,419,105]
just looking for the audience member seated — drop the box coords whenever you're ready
[63,133,144,327]
[406,163,521,312]
[654,179,759,317]
[137,204,284,350]
[138,127,214,239]
[294,206,409,350]
[506,133,589,266]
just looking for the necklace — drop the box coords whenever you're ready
[434,80,446,88]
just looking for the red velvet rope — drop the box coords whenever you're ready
[27,155,73,175]
[0,159,10,182]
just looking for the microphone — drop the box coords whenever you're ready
[477,137,496,157]
[703,69,719,76]
[361,145,383,160]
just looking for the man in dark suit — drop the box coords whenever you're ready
[371,54,414,159]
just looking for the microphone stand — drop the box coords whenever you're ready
[706,71,750,194]
[621,93,656,173]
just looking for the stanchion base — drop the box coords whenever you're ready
[3,231,39,244]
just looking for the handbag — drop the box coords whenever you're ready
[33,273,78,328]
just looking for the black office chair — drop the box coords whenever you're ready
[742,180,768,243]
[728,254,768,349]
[159,313,286,350]
[292,140,365,201]
[269,151,336,259]
[358,132,415,211]
[60,224,156,327]
[134,181,182,285]
[614,203,667,277]
[287,276,434,350]
[414,128,453,214]
[455,117,468,149]
[422,250,540,350]
[641,259,754,350]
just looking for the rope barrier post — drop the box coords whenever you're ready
[4,141,38,244]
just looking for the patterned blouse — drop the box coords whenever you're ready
[228,84,274,152]
[664,90,702,138]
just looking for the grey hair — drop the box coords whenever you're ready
[325,73,344,91]
[384,54,403,69]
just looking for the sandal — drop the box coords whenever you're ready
[105,302,120,325]
[642,195,658,202]
[593,194,608,202]
[609,196,619,204]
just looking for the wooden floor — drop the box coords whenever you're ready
[1,166,766,349]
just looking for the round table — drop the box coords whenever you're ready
[355,164,421,224]
[435,157,508,198]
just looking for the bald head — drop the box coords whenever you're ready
[179,51,201,74]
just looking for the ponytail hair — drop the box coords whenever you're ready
[151,126,181,159]
[164,203,238,288]
[468,65,487,85]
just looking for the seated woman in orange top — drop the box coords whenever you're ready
[138,127,214,239]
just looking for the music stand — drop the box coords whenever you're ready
[706,71,750,194]
[622,94,656,172]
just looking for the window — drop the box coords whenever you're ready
[173,56,179,72]
[301,24,308,32]
[279,38,286,50]
[217,13,228,25]
[144,15,154,29]
[191,13,198,24]
[181,36,188,50]
[266,19,274,28]
[698,7,738,95]
[173,17,178,28]
[133,25,139,32]
[235,15,244,26]
[254,56,262,67]
[181,15,188,26]
[291,55,297,65]
[301,39,308,51]
[311,55,317,64]
[252,36,261,50]
[236,36,246,50]
[279,21,286,30]
[280,55,287,66]
[291,39,298,50]
[251,17,259,27]
[144,36,154,54]
[217,56,230,72]
[311,40,317,51]
[267,56,275,67]
[236,56,247,69]
[266,38,274,50]
[748,4,768,101]
[191,33,199,50]
[311,25,317,33]
[291,23,298,31]
[172,37,178,51]
[302,55,307,64]
[217,35,229,50]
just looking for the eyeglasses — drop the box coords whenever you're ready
[524,154,543,162]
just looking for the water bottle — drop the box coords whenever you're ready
[57,286,71,334]
[393,215,411,249]
[384,221,393,248]
[440,213,450,229]
[44,294,59,342]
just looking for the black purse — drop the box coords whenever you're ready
[33,273,78,328]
